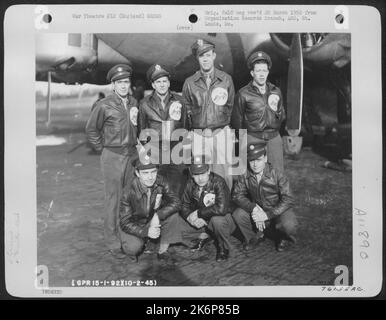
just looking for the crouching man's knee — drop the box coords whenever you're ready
[232,208,250,224]
[276,210,297,236]
[120,233,144,256]
[208,216,224,230]
[208,214,235,234]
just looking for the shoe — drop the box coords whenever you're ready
[190,238,211,251]
[216,249,229,262]
[144,248,154,254]
[127,255,138,263]
[143,242,156,254]
[288,235,297,244]
[109,248,138,262]
[276,239,290,252]
[157,251,174,263]
[109,248,128,260]
[242,236,265,251]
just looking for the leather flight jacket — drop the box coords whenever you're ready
[181,172,230,221]
[232,164,294,219]
[138,90,188,141]
[182,68,235,130]
[86,93,138,154]
[231,81,285,140]
[119,174,181,238]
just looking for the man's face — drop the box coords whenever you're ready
[198,50,216,73]
[250,62,269,86]
[136,167,158,187]
[249,155,267,174]
[113,78,131,97]
[192,169,211,187]
[152,76,170,96]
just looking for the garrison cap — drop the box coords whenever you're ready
[191,39,215,57]
[247,51,272,70]
[106,63,133,82]
[247,142,267,161]
[132,154,158,171]
[190,155,210,175]
[146,64,170,83]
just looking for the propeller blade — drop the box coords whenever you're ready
[286,33,303,137]
[45,70,52,127]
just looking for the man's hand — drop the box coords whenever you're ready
[148,225,161,239]
[187,210,198,226]
[150,213,160,227]
[256,221,265,232]
[194,218,207,229]
[251,205,269,223]
[187,211,207,229]
[256,210,269,222]
[148,213,161,239]
[251,205,260,220]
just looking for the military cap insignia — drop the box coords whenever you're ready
[155,64,161,71]
[197,39,204,46]
[268,94,280,112]
[195,156,201,163]
[258,52,262,57]
[117,67,123,72]
[250,145,255,150]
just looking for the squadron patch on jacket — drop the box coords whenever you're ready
[268,94,280,111]
[211,87,228,106]
[203,192,216,207]
[154,193,162,210]
[129,106,138,126]
[169,101,182,121]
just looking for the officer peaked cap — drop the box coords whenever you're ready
[146,64,170,83]
[247,142,267,161]
[106,63,133,82]
[247,51,272,70]
[132,155,158,171]
[191,39,215,57]
[190,154,211,175]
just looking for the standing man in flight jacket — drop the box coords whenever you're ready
[86,63,139,256]
[232,51,286,172]
[182,39,235,189]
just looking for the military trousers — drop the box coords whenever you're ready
[180,213,236,253]
[191,127,234,190]
[100,148,136,250]
[119,213,185,256]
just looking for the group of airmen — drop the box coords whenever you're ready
[86,39,297,263]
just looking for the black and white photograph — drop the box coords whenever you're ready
[35,32,353,287]
[3,5,382,297]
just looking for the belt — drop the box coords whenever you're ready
[192,125,230,137]
[249,130,279,140]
